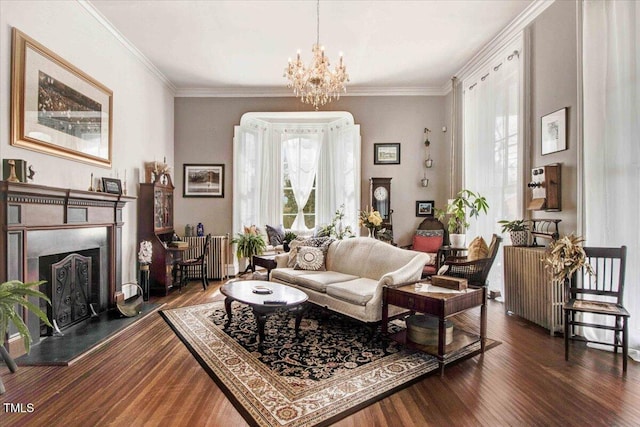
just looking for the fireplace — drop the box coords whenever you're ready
[1,181,132,356]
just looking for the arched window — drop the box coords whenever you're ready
[233,112,361,235]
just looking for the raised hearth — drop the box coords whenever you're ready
[1,181,134,356]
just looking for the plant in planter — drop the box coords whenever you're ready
[0,280,52,394]
[283,231,298,252]
[498,219,532,246]
[232,232,267,272]
[435,189,489,247]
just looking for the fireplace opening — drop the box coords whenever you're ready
[39,248,101,336]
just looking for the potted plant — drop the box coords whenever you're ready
[435,189,489,247]
[283,231,298,252]
[498,219,531,247]
[0,280,52,394]
[232,232,267,272]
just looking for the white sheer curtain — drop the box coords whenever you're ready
[282,132,322,231]
[317,122,361,233]
[463,39,523,296]
[583,0,640,360]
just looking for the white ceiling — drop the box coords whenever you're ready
[87,0,535,96]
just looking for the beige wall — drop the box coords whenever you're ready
[174,96,448,247]
[528,0,579,235]
[0,1,175,284]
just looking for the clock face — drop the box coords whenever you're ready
[374,186,388,201]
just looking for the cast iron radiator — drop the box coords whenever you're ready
[504,246,563,335]
[182,235,229,280]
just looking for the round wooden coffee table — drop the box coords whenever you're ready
[220,280,308,347]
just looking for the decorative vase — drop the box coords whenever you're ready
[449,233,466,248]
[367,228,376,238]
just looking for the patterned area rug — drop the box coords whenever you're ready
[161,301,490,427]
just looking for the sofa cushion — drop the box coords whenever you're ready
[265,224,286,246]
[294,246,326,271]
[325,277,379,306]
[468,236,489,261]
[326,238,420,281]
[413,235,443,253]
[271,268,358,293]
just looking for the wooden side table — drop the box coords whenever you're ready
[382,283,486,375]
[252,254,278,280]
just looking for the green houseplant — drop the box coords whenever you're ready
[232,232,267,271]
[0,280,52,394]
[435,189,489,247]
[283,231,298,251]
[498,219,531,247]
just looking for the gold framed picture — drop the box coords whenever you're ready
[11,28,113,167]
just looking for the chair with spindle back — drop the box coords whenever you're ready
[563,246,630,373]
[175,234,212,291]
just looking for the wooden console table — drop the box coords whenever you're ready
[382,283,486,375]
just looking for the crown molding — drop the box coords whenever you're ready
[175,85,448,98]
[451,0,555,86]
[77,0,176,93]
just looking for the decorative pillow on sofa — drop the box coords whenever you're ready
[243,225,259,235]
[265,224,285,246]
[467,236,489,261]
[287,236,334,268]
[294,246,326,271]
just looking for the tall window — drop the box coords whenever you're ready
[282,134,320,230]
[462,38,524,294]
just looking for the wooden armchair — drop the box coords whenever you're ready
[441,234,502,287]
[403,217,448,278]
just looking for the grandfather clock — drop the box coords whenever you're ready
[370,177,393,231]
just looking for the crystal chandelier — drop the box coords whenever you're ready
[283,0,349,110]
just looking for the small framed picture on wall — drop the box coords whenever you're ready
[541,107,567,155]
[183,164,224,197]
[415,200,434,217]
[374,143,401,165]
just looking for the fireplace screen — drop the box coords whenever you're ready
[39,248,100,335]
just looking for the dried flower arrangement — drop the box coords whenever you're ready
[543,233,594,282]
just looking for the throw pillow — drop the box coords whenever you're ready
[467,236,489,261]
[287,236,334,268]
[416,229,444,237]
[265,224,285,246]
[243,225,259,235]
[412,235,443,254]
[294,246,326,271]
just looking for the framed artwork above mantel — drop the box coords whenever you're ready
[10,28,113,167]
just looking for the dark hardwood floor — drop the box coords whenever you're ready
[2,279,639,426]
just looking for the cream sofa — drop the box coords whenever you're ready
[270,237,429,324]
